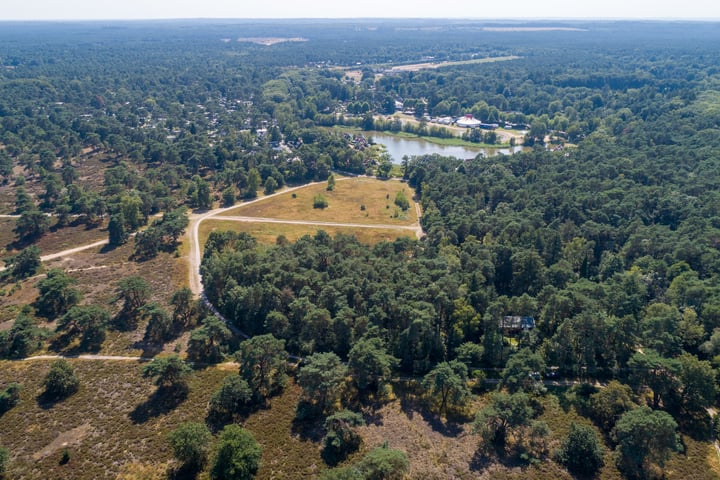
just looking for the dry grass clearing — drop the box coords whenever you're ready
[0,359,225,480]
[199,219,415,249]
[218,177,418,226]
[244,380,326,479]
[0,239,187,354]
[0,360,324,480]
[236,37,308,45]
[356,386,718,480]
[387,56,520,72]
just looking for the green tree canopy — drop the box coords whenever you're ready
[208,374,252,420]
[555,422,604,476]
[499,348,546,393]
[34,268,81,319]
[422,360,471,415]
[57,304,110,350]
[628,350,680,410]
[14,210,50,242]
[141,355,192,389]
[613,406,679,479]
[322,409,366,465]
[211,424,262,480]
[474,392,534,447]
[347,336,398,392]
[43,359,80,400]
[297,352,348,416]
[0,383,22,414]
[589,380,636,432]
[237,334,288,401]
[187,315,232,363]
[167,422,211,469]
[6,246,42,280]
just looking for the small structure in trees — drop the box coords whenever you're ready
[499,316,535,334]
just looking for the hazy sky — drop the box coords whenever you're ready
[2,0,718,20]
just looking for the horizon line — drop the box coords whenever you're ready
[1,16,719,22]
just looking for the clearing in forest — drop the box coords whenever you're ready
[216,177,418,226]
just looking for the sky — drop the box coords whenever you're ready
[2,0,719,21]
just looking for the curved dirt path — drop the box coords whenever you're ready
[0,239,109,273]
[188,181,327,296]
[1,177,423,298]
[187,177,423,296]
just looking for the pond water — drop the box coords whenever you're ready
[368,132,524,164]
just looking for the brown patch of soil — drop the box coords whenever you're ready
[33,423,93,460]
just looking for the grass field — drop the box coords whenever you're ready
[217,177,418,226]
[200,219,415,249]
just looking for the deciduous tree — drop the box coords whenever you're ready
[168,422,211,469]
[211,424,262,480]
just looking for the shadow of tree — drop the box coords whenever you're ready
[469,443,526,472]
[418,409,464,437]
[290,401,326,442]
[679,409,713,441]
[129,384,189,424]
[167,463,202,480]
[132,340,162,359]
[50,333,103,357]
[36,389,72,411]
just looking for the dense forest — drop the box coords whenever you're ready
[2,19,720,480]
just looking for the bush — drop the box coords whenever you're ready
[43,359,79,400]
[322,410,366,465]
[354,446,409,480]
[394,191,410,211]
[0,446,8,475]
[313,194,328,209]
[0,383,22,413]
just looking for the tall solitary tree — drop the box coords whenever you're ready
[168,422,212,470]
[142,355,192,389]
[613,407,679,479]
[34,269,81,319]
[14,210,50,242]
[6,246,42,280]
[422,360,471,415]
[114,276,151,328]
[211,424,262,480]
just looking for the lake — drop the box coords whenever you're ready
[368,132,524,164]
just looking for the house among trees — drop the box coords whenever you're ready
[499,316,536,334]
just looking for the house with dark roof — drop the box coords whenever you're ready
[500,316,536,333]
